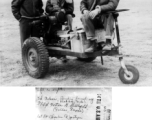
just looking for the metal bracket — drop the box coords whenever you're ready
[118,43,123,55]
[101,56,104,65]
[119,57,130,76]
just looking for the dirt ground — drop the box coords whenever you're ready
[0,0,152,86]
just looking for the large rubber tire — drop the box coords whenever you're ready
[77,57,96,62]
[119,65,139,84]
[22,37,49,78]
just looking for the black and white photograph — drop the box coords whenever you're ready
[0,1,152,120]
[0,0,152,86]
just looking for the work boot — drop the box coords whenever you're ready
[102,39,112,50]
[84,40,97,53]
[102,44,112,50]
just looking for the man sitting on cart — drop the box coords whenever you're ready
[80,0,120,52]
[45,0,74,31]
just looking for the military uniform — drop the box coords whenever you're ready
[80,0,120,52]
[11,0,44,47]
[45,0,74,30]
[80,0,119,39]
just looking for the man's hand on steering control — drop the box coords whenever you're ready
[83,10,89,17]
[89,5,101,19]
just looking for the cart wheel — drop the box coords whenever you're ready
[22,37,49,78]
[119,65,139,84]
[77,57,96,62]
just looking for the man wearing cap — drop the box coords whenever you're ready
[45,0,74,31]
[80,0,119,52]
[11,0,44,48]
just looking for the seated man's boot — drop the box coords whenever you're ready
[84,40,97,53]
[102,39,112,50]
[102,44,112,50]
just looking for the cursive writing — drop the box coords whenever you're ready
[37,114,63,120]
[64,114,82,120]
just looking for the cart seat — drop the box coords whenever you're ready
[105,9,129,18]
[106,9,129,14]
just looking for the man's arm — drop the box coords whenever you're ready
[80,0,88,14]
[45,0,60,14]
[99,0,120,12]
[11,0,24,21]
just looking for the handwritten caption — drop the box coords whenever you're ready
[36,88,95,120]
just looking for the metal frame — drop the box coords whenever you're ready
[113,12,130,76]
[46,10,131,76]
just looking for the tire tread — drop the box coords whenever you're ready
[22,37,49,78]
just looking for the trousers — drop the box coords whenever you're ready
[19,19,40,48]
[81,13,115,40]
[66,14,73,30]
[49,13,73,30]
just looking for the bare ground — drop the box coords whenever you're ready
[0,0,152,86]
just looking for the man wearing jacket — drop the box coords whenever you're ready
[45,0,74,31]
[80,0,120,52]
[11,0,44,47]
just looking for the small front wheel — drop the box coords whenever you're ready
[119,65,139,84]
[22,37,49,78]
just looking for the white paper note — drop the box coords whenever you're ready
[35,88,111,120]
